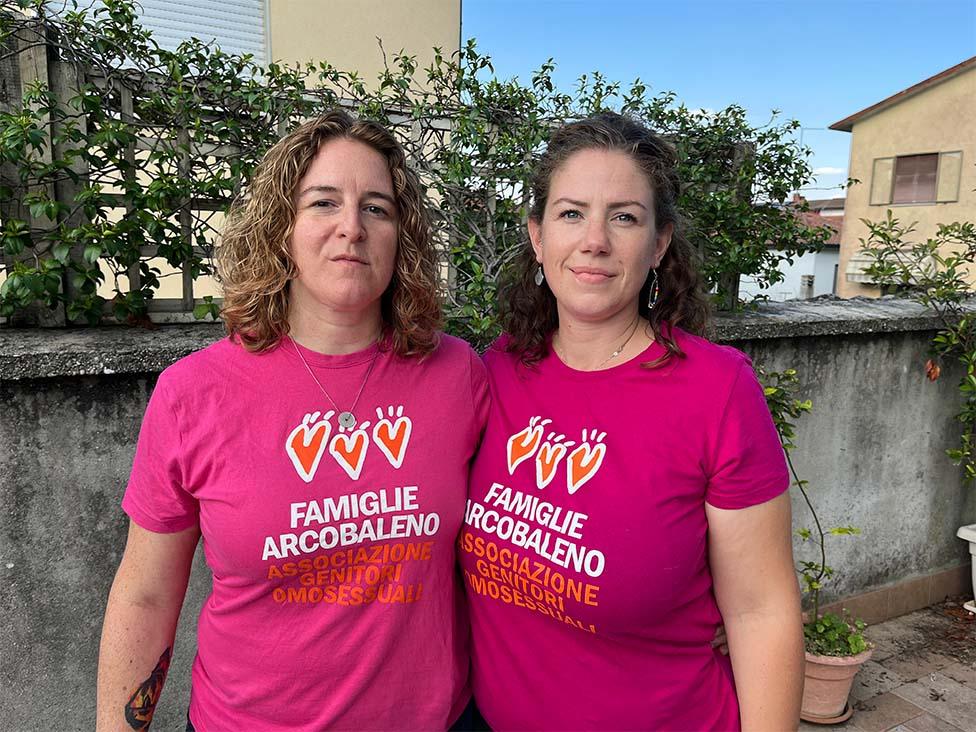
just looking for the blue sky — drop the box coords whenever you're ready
[462,0,976,200]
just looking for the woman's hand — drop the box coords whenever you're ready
[711,625,729,655]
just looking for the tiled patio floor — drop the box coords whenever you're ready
[799,598,976,732]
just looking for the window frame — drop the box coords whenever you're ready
[869,150,963,206]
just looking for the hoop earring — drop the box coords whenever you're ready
[647,268,659,309]
[534,265,545,287]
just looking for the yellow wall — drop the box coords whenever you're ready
[268,0,461,81]
[838,66,976,297]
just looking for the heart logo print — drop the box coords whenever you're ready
[285,412,333,483]
[567,436,606,495]
[535,440,571,489]
[507,416,550,474]
[285,406,414,483]
[329,429,370,480]
[374,418,411,468]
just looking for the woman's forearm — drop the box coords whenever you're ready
[96,585,183,731]
[707,494,804,732]
[96,522,198,731]
[724,609,804,732]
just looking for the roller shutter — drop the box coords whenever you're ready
[136,0,266,64]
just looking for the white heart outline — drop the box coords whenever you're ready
[285,412,333,483]
[372,415,412,469]
[506,416,550,475]
[329,428,371,480]
[566,440,607,495]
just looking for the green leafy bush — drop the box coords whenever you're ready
[1,0,831,337]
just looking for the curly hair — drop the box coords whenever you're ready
[500,111,711,367]
[217,110,442,357]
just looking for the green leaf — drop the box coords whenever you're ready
[52,242,72,263]
[83,243,102,263]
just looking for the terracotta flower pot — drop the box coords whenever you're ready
[800,647,873,723]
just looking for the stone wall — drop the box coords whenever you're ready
[1,298,974,730]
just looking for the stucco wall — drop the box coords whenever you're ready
[1,300,974,730]
[0,373,209,731]
[745,332,974,596]
[838,66,976,298]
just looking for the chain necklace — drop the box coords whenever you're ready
[288,335,381,429]
[554,313,642,371]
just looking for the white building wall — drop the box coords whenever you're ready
[739,248,840,301]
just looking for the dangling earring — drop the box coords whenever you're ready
[534,265,545,286]
[647,268,659,309]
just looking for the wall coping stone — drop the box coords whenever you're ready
[711,296,976,341]
[1,297,972,381]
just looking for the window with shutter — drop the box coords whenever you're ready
[54,1,267,64]
[871,152,962,206]
[892,154,938,204]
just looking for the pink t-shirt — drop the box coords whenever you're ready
[460,329,789,731]
[123,334,489,731]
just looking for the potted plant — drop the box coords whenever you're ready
[761,368,872,724]
[797,565,872,723]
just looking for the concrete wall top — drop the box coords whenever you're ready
[1,297,972,381]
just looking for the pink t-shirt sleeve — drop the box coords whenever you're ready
[704,358,789,509]
[122,371,199,533]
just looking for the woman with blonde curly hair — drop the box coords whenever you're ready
[97,111,488,731]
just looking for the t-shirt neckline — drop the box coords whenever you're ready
[541,334,668,379]
[279,335,386,369]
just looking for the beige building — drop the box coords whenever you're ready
[831,57,976,298]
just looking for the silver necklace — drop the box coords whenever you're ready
[289,336,381,429]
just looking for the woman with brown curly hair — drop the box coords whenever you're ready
[459,112,804,730]
[97,111,488,731]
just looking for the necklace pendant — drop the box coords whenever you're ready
[338,411,357,429]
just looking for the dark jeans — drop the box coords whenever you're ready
[186,699,490,731]
[450,698,491,731]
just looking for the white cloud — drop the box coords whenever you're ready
[813,166,846,175]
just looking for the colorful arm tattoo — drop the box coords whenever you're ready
[124,647,171,730]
